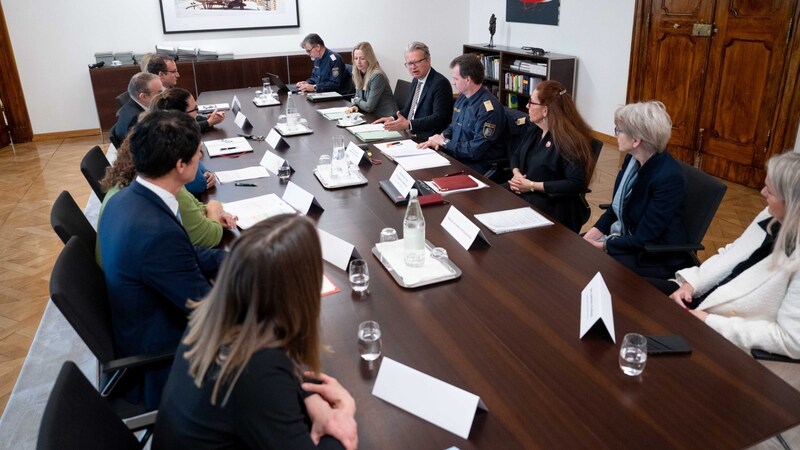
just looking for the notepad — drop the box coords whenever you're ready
[214,166,269,184]
[222,194,296,229]
[474,207,553,234]
[431,174,478,191]
[317,106,349,120]
[347,124,403,142]
[204,137,253,157]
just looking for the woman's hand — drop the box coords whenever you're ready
[302,372,356,413]
[303,372,358,449]
[583,227,603,241]
[220,212,238,229]
[205,200,223,221]
[669,282,695,307]
[204,171,217,188]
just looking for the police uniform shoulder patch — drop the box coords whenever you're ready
[516,117,526,126]
[483,100,494,112]
[453,106,461,113]
[332,67,340,78]
[330,54,337,61]
[483,123,497,138]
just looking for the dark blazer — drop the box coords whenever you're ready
[594,152,688,271]
[399,67,453,140]
[98,180,224,409]
[111,98,144,144]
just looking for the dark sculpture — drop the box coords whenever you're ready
[488,14,497,48]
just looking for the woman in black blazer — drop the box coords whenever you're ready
[154,214,358,450]
[583,101,690,278]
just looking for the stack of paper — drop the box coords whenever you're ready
[222,194,296,229]
[474,207,553,234]
[155,45,177,57]
[197,49,219,61]
[203,137,253,157]
[112,51,135,65]
[94,52,114,66]
[317,107,349,120]
[214,166,270,184]
[346,124,403,142]
[177,47,197,61]
[373,140,450,171]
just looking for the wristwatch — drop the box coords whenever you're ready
[442,138,450,147]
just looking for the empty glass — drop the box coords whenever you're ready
[262,78,272,99]
[430,247,448,261]
[331,135,347,179]
[619,333,648,376]
[277,114,287,128]
[278,161,291,182]
[358,320,382,361]
[317,155,331,177]
[348,259,369,294]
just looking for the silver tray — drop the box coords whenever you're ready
[371,240,461,289]
[313,168,368,189]
[274,123,313,136]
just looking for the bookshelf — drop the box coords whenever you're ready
[463,44,577,111]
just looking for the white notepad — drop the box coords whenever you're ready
[474,207,553,234]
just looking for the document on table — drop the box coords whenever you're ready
[373,139,450,170]
[214,166,270,183]
[222,194,296,229]
[204,137,253,157]
[474,207,553,234]
[347,124,403,142]
[424,175,488,195]
[316,106,349,120]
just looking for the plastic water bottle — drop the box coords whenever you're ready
[403,189,426,267]
[262,77,272,99]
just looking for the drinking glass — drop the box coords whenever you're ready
[262,78,272,99]
[317,155,331,177]
[278,161,291,182]
[277,114,287,128]
[331,135,347,179]
[379,227,398,262]
[358,320,382,361]
[430,247,448,261]
[348,259,369,294]
[619,333,648,376]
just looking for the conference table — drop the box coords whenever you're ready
[197,88,800,449]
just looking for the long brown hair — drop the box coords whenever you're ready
[100,137,136,191]
[183,214,323,405]
[536,80,595,188]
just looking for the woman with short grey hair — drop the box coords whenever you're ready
[583,101,690,278]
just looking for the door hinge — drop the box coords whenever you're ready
[647,13,651,30]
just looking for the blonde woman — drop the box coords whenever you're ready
[349,42,397,117]
[154,214,358,450]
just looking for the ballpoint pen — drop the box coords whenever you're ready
[235,183,257,187]
[219,147,237,151]
[444,170,465,177]
[386,141,403,147]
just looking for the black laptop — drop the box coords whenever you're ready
[266,72,300,94]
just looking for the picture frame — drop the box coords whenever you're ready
[506,0,560,26]
[160,0,299,34]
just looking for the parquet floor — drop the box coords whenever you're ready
[0,136,766,417]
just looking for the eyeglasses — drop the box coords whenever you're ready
[404,57,428,68]
[614,126,622,136]
[527,100,542,107]
[304,45,318,54]
[186,107,198,114]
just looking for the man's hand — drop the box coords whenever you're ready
[382,112,410,132]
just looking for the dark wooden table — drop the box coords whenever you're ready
[198,88,800,449]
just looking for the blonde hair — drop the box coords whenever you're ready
[183,214,323,405]
[352,42,383,91]
[614,101,672,155]
[766,152,800,271]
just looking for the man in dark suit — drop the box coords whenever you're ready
[374,42,453,140]
[109,72,162,145]
[99,110,225,410]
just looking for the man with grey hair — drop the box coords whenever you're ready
[110,72,162,145]
[296,33,352,94]
[374,41,452,140]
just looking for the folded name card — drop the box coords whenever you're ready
[372,357,487,439]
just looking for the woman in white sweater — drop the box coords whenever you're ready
[669,152,800,357]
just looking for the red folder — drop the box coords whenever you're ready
[431,174,478,192]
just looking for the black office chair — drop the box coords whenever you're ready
[49,237,175,419]
[50,190,97,253]
[393,79,413,112]
[80,145,110,202]
[484,106,533,183]
[115,91,129,109]
[752,349,799,450]
[37,361,153,450]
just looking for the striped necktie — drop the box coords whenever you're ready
[408,81,423,120]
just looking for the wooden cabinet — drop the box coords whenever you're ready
[89,50,351,131]
[463,44,576,111]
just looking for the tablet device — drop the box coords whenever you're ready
[645,335,692,355]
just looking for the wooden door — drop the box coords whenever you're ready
[697,0,797,185]
[0,99,9,149]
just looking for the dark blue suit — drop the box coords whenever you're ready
[99,180,224,409]
[594,152,689,277]
[441,87,505,174]
[307,48,352,94]
[399,67,453,140]
[111,98,144,145]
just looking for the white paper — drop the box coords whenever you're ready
[265,129,285,150]
[234,111,248,129]
[348,123,387,133]
[204,137,253,157]
[580,272,616,343]
[379,239,455,285]
[260,150,285,175]
[318,229,355,271]
[474,207,553,234]
[282,181,315,215]
[346,141,365,166]
[317,106,349,120]
[372,357,486,440]
[388,165,415,198]
[374,140,423,158]
[252,96,280,106]
[441,206,485,251]
[223,194,295,229]
[215,166,269,183]
[396,152,451,171]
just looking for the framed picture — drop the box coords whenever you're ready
[507,0,560,26]
[160,0,299,34]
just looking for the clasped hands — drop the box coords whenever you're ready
[303,371,358,450]
[508,168,537,194]
[296,81,315,93]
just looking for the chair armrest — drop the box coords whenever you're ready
[599,203,610,210]
[643,243,705,254]
[101,347,176,373]
[752,349,800,363]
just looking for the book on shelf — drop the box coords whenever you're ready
[507,93,518,109]
[510,60,548,76]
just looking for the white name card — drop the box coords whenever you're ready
[346,141,367,166]
[233,111,250,129]
[441,206,489,251]
[265,129,288,150]
[260,149,286,175]
[388,165,415,198]
[372,357,487,439]
[282,181,322,215]
[318,228,359,271]
[579,272,616,343]
[230,95,242,116]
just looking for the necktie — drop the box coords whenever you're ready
[408,81,423,120]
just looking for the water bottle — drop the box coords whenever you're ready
[403,189,426,267]
[262,77,272,100]
[285,91,298,130]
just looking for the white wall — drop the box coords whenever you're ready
[468,1,635,135]
[3,0,466,134]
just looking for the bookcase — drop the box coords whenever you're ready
[463,44,577,111]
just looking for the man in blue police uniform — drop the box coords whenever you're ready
[296,33,353,95]
[419,54,505,175]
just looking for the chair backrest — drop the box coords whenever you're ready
[50,190,97,252]
[49,236,116,366]
[503,106,534,161]
[679,160,727,245]
[115,91,129,109]
[37,361,141,450]
[80,146,110,202]
[393,79,412,112]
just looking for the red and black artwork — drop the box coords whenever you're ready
[506,0,560,26]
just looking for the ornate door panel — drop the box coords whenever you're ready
[697,0,796,186]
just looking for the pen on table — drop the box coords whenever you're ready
[235,183,257,187]
[444,170,465,177]
[219,146,237,151]
[386,141,402,147]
